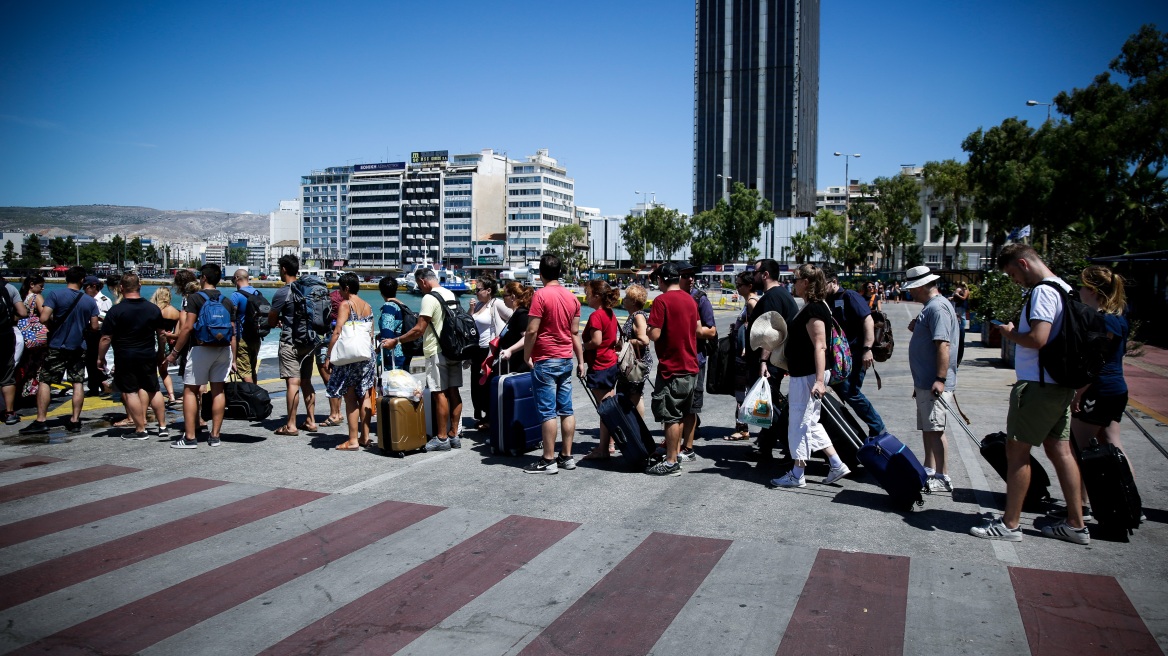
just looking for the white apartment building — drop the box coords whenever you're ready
[588,216,634,267]
[203,243,227,267]
[506,149,574,265]
[269,200,301,247]
[442,150,508,267]
[300,166,351,266]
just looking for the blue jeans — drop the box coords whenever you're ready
[531,358,574,424]
[835,364,885,436]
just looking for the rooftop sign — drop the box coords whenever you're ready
[411,150,449,164]
[353,162,405,172]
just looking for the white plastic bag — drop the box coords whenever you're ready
[382,369,422,400]
[738,377,774,427]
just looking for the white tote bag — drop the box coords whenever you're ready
[738,377,774,427]
[332,317,373,366]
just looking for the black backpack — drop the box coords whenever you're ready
[870,308,895,363]
[691,289,717,357]
[1026,280,1110,388]
[705,331,737,396]
[289,276,330,347]
[428,291,478,361]
[242,289,272,341]
[390,300,423,357]
[0,283,13,330]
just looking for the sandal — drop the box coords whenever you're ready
[273,426,299,436]
[298,422,320,432]
[723,432,751,441]
[321,417,344,427]
[334,443,361,451]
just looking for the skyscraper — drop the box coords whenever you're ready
[693,0,819,217]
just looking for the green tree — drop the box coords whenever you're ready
[789,231,815,264]
[922,159,974,269]
[127,237,144,263]
[806,208,846,264]
[144,243,157,263]
[619,213,647,265]
[850,174,921,271]
[547,224,586,270]
[228,246,250,266]
[21,234,44,269]
[642,206,690,261]
[49,237,71,265]
[2,240,14,266]
[109,234,125,268]
[689,182,774,264]
[903,244,925,268]
[77,242,108,270]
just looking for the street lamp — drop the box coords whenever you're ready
[634,190,654,264]
[716,174,732,203]
[1026,99,1052,122]
[833,152,861,245]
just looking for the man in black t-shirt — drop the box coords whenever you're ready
[823,265,885,436]
[746,259,800,462]
[98,273,167,439]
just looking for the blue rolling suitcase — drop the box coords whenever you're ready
[857,432,928,510]
[489,362,542,456]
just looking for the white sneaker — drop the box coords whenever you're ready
[970,516,1023,542]
[1041,520,1090,545]
[926,477,953,494]
[769,472,806,488]
[822,464,851,485]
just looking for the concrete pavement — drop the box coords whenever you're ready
[0,300,1166,654]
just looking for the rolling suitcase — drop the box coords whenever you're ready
[201,373,273,421]
[937,395,1052,510]
[857,432,928,509]
[1075,437,1142,541]
[375,358,427,456]
[580,374,656,471]
[819,391,864,469]
[488,361,542,456]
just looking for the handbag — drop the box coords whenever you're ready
[617,338,648,384]
[332,303,373,366]
[18,295,48,349]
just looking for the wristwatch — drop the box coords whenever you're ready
[935,376,946,383]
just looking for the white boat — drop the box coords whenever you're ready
[406,262,470,295]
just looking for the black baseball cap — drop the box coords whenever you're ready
[655,262,682,282]
[673,261,698,275]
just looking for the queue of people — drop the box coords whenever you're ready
[0,247,1138,547]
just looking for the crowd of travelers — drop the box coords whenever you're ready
[0,243,1136,545]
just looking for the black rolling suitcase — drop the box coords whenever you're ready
[937,396,1052,510]
[819,391,863,469]
[201,374,273,421]
[580,374,656,471]
[1075,437,1142,541]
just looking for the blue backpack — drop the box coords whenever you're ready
[193,291,234,346]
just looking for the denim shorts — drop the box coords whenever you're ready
[531,357,574,423]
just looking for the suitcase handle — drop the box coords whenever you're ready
[934,394,980,448]
[577,372,600,412]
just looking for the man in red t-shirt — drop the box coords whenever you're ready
[522,254,585,474]
[646,262,701,476]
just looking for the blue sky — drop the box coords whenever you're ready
[1,0,1164,217]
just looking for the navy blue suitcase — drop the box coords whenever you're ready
[488,367,542,456]
[857,432,928,509]
[597,394,657,471]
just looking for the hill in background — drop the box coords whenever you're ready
[0,205,270,241]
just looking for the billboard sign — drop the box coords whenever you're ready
[473,241,505,266]
[353,162,405,172]
[411,150,449,164]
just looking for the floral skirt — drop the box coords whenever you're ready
[326,358,376,398]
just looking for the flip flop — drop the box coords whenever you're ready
[273,426,299,436]
[723,432,751,441]
[298,423,320,432]
[334,444,361,451]
[321,418,344,427]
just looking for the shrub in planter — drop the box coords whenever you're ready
[973,271,1025,324]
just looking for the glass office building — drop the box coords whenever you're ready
[693,0,819,217]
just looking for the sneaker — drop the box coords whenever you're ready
[823,464,851,485]
[424,437,451,452]
[1041,520,1090,545]
[524,458,558,474]
[678,448,697,463]
[4,413,19,425]
[170,436,198,449]
[645,460,682,477]
[970,516,1023,542]
[1047,506,1092,522]
[926,477,953,494]
[65,419,82,433]
[121,431,150,441]
[556,454,576,470]
[157,427,170,440]
[208,435,222,447]
[769,471,806,488]
[19,420,48,434]
[449,436,462,449]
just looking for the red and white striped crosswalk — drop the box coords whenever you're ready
[0,455,1162,656]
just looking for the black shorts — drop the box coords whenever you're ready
[1072,386,1127,427]
[585,363,619,391]
[691,359,707,412]
[113,358,161,395]
[0,328,15,387]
